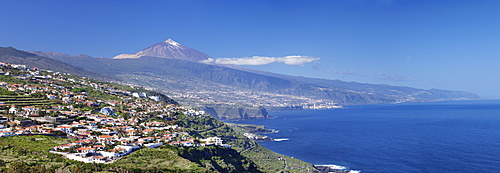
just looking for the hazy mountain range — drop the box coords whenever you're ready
[0,39,480,120]
[0,47,113,81]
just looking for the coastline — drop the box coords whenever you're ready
[232,100,500,172]
[226,122,361,172]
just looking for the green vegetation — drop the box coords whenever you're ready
[0,136,264,173]
[0,88,18,95]
[0,75,27,85]
[70,87,86,93]
[241,145,314,172]
[163,145,260,173]
[0,135,97,173]
[227,123,276,134]
[0,95,52,106]
[107,82,135,92]
[175,114,228,137]
[109,148,206,172]
[86,87,121,101]
[177,114,314,172]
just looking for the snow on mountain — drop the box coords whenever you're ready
[165,38,180,47]
[113,39,211,62]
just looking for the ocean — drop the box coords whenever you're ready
[232,100,500,172]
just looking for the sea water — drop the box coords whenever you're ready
[233,100,500,172]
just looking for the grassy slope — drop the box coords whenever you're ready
[177,114,315,172]
[109,148,206,173]
[0,136,209,172]
[0,135,272,173]
[0,135,75,172]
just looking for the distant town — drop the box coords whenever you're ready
[171,90,343,110]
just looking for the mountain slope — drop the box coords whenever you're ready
[245,69,480,102]
[22,49,482,104]
[0,47,114,81]
[113,38,211,62]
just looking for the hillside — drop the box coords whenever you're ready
[0,62,315,172]
[0,47,114,82]
[0,95,51,107]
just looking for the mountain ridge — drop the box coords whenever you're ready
[19,39,480,120]
[0,47,115,82]
[28,50,479,102]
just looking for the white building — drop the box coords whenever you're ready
[201,137,224,146]
[132,92,148,98]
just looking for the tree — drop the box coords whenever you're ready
[70,88,86,93]
[123,112,131,120]
[7,161,30,173]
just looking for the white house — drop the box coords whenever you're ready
[201,137,224,146]
[0,130,13,137]
[148,96,160,101]
[132,92,148,98]
[8,106,17,114]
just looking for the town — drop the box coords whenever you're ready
[0,62,229,164]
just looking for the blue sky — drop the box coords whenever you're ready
[1,0,499,98]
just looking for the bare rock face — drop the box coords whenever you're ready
[113,39,211,62]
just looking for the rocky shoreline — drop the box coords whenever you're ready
[314,165,361,173]
[226,123,279,141]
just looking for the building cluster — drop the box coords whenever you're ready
[171,87,342,111]
[0,62,228,163]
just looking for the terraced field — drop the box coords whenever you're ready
[0,95,52,106]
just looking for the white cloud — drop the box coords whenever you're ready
[201,55,320,66]
[200,58,215,64]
